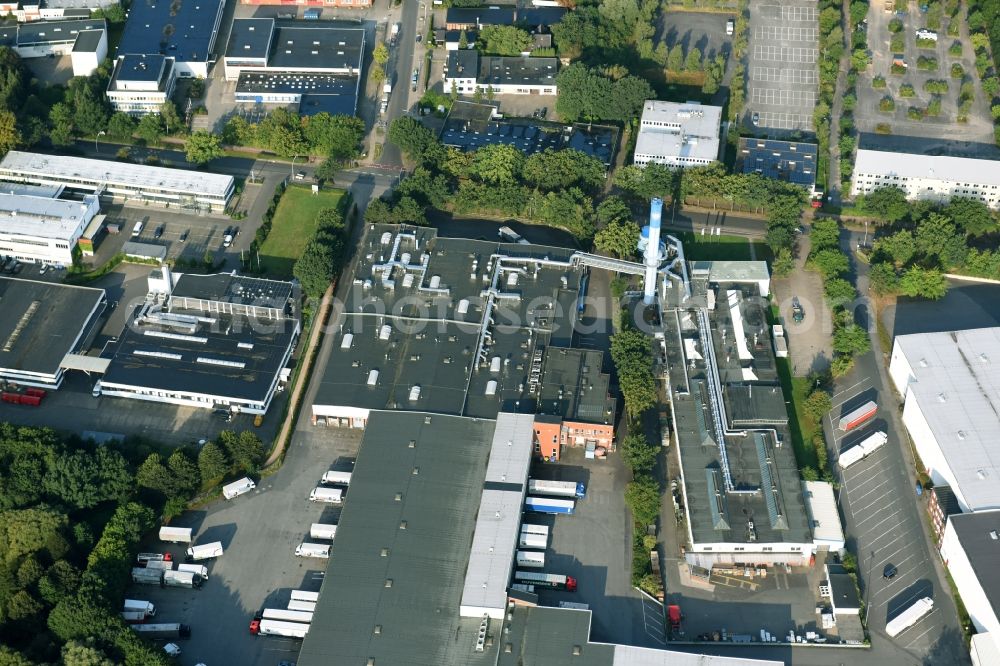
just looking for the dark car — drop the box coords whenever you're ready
[751,112,760,126]
[179,229,189,242]
[212,409,233,422]
[153,225,165,239]
[883,564,898,579]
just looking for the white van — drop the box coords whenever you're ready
[321,471,352,485]
[295,542,331,558]
[726,19,735,35]
[131,221,144,237]
[177,563,209,579]
[309,487,342,503]
[123,599,156,617]
[223,477,255,499]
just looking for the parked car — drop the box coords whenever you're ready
[751,112,760,126]
[153,225,165,239]
[179,229,189,242]
[883,564,898,579]
[213,408,233,422]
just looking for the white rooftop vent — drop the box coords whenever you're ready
[367,369,379,386]
[381,232,392,245]
[457,298,470,315]
[429,275,441,289]
[341,333,354,350]
[409,385,421,401]
[937,393,947,402]
[379,324,391,340]
[990,531,998,540]
[490,356,501,373]
[485,380,498,396]
[919,358,928,367]
[402,273,414,288]
[401,252,411,264]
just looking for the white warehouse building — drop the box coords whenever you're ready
[851,149,1000,209]
[889,327,1000,513]
[0,186,100,265]
[633,100,722,168]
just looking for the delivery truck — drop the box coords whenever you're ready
[290,590,320,603]
[131,623,191,639]
[131,568,163,585]
[519,531,548,549]
[309,487,342,503]
[310,523,337,540]
[123,599,156,617]
[513,570,577,591]
[251,619,309,638]
[163,570,202,589]
[137,552,171,565]
[527,479,586,498]
[144,559,173,571]
[295,542,331,558]
[886,597,933,637]
[223,477,256,499]
[177,563,209,579]
[524,496,575,514]
[186,542,223,561]
[121,610,147,623]
[838,401,877,431]
[321,471,352,485]
[516,551,546,568]
[158,526,193,543]
[390,23,400,45]
[520,524,549,536]
[839,431,888,469]
[262,608,314,623]
[287,600,317,612]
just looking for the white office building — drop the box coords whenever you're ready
[0,188,100,265]
[889,327,1000,513]
[633,100,722,168]
[852,149,1000,209]
[107,54,176,115]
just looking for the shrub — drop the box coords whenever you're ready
[899,84,916,97]
[948,41,962,57]
[924,79,948,94]
[890,34,905,52]
[916,56,938,71]
[927,97,942,116]
[916,38,938,49]
[907,106,925,120]
[879,96,896,112]
[888,18,904,32]
[875,122,892,134]
[872,75,887,88]
[890,62,907,75]
[950,63,964,78]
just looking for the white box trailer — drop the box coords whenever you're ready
[516,550,546,568]
[519,532,548,549]
[886,597,933,637]
[131,568,163,585]
[186,542,223,560]
[123,599,156,617]
[144,559,173,571]
[177,563,209,579]
[158,526,193,543]
[859,431,888,456]
[132,623,190,639]
[310,523,337,540]
[121,610,147,623]
[309,487,342,503]
[258,619,309,638]
[520,524,549,537]
[287,600,317,612]
[290,590,319,603]
[295,542,331,558]
[839,431,888,469]
[163,570,202,588]
[223,477,255,499]
[321,471,352,485]
[262,608,314,623]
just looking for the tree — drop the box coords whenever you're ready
[810,218,840,251]
[833,323,871,356]
[184,130,222,165]
[0,506,70,563]
[596,196,631,227]
[808,249,849,279]
[135,453,177,497]
[831,353,856,377]
[620,434,657,473]
[942,197,997,236]
[874,230,916,266]
[396,166,449,208]
[859,186,909,222]
[0,109,19,157]
[218,431,265,475]
[167,451,200,498]
[898,265,949,299]
[388,116,444,166]
[373,43,389,66]
[106,112,135,140]
[471,144,524,184]
[302,113,365,160]
[294,240,335,298]
[624,475,660,526]
[62,640,114,666]
[391,196,427,225]
[594,220,640,259]
[666,44,683,71]
[869,262,899,295]
[159,101,182,134]
[824,278,857,304]
[458,30,468,50]
[479,25,532,55]
[70,81,109,137]
[135,113,164,145]
[38,560,80,605]
[555,63,652,123]
[684,47,702,71]
[915,212,966,268]
[772,247,794,276]
[522,148,605,192]
[48,103,75,146]
[42,447,131,510]
[197,442,228,486]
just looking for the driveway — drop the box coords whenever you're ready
[770,229,833,375]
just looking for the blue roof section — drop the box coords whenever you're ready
[737,138,818,190]
[117,0,224,63]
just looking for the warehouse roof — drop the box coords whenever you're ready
[0,277,105,378]
[737,138,817,191]
[0,151,234,200]
[17,18,105,46]
[170,273,293,309]
[537,347,615,425]
[225,18,274,60]
[235,72,358,117]
[297,411,501,666]
[802,481,845,549]
[0,192,97,240]
[891,327,1000,511]
[72,28,105,53]
[117,0,223,63]
[854,149,1000,187]
[635,100,722,165]
[268,26,364,71]
[949,511,1000,624]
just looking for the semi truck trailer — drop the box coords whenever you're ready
[262,609,314,623]
[121,610,147,623]
[321,471,352,485]
[527,479,586,498]
[524,496,575,514]
[123,599,156,617]
[131,623,191,639]
[251,619,309,638]
[131,568,163,585]
[186,542,223,561]
[177,563,209,579]
[520,523,549,536]
[516,551,545,568]
[158,526,193,543]
[309,523,337,540]
[838,431,888,469]
[295,543,331,558]
[144,560,173,571]
[223,477,255,499]
[290,590,319,602]
[513,570,577,591]
[287,600,317,612]
[838,401,877,431]
[886,597,933,637]
[519,531,548,549]
[309,487,342,503]
[163,570,202,588]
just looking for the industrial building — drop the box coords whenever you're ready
[633,100,723,168]
[802,481,846,554]
[116,0,225,78]
[851,149,1000,209]
[0,18,106,75]
[0,0,117,22]
[0,277,105,389]
[441,101,617,167]
[106,54,177,115]
[0,184,100,265]
[297,410,782,666]
[736,138,818,195]
[96,270,300,415]
[888,327,1000,513]
[0,151,234,213]
[445,50,557,96]
[940,510,1000,663]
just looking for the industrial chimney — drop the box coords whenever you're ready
[637,198,665,305]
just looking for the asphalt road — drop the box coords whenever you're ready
[668,207,768,239]
[377,0,420,168]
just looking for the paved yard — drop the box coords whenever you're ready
[881,281,1000,338]
[746,2,819,132]
[126,427,362,666]
[657,10,735,62]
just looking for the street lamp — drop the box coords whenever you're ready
[290,155,300,180]
[95,130,106,153]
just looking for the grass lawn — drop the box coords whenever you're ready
[774,357,823,473]
[675,232,772,262]
[259,186,344,277]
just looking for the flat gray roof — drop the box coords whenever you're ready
[225,18,274,60]
[17,18,105,46]
[0,277,105,378]
[72,28,105,53]
[268,26,364,72]
[297,411,502,666]
[537,347,615,424]
[948,510,1000,624]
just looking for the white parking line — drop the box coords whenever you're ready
[751,66,818,84]
[750,88,817,107]
[851,486,895,515]
[754,25,818,42]
[856,506,902,530]
[902,616,938,648]
[844,465,888,495]
[756,111,811,129]
[753,45,818,63]
[758,5,819,21]
[868,528,920,553]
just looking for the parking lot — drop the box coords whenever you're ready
[124,427,362,666]
[855,2,997,145]
[657,10,735,63]
[528,448,665,648]
[746,2,819,131]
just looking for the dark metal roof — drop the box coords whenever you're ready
[170,273,293,309]
[498,605,614,666]
[235,72,359,116]
[828,572,861,612]
[72,28,105,53]
[948,511,1000,623]
[17,18,105,46]
[297,411,501,666]
[537,347,615,425]
[480,55,557,87]
[446,6,516,25]
[736,138,818,190]
[724,384,789,426]
[0,277,105,378]
[111,54,171,85]
[117,0,223,63]
[268,26,364,72]
[224,18,273,60]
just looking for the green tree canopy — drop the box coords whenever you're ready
[859,186,909,222]
[898,265,949,299]
[184,130,223,165]
[833,323,871,356]
[620,434,657,473]
[522,148,605,192]
[479,25,532,55]
[594,220,640,259]
[293,240,335,298]
[470,144,525,184]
